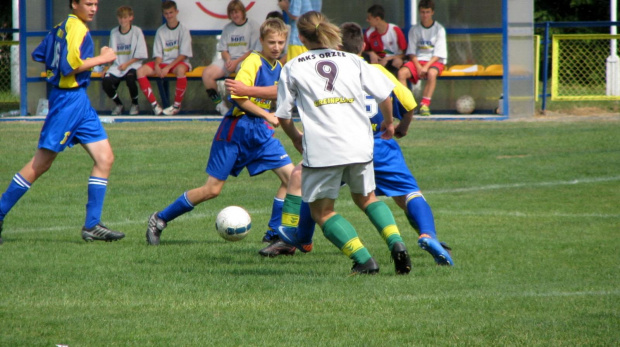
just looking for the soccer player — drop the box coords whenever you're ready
[363,4,407,76]
[202,0,262,116]
[275,11,412,275]
[278,0,322,61]
[0,0,125,244]
[145,18,295,246]
[397,0,447,117]
[137,0,193,115]
[269,22,454,266]
[102,5,148,115]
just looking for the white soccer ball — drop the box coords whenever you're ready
[456,95,476,114]
[215,206,252,242]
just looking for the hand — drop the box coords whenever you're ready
[266,113,280,128]
[420,67,429,79]
[100,46,116,64]
[380,122,395,140]
[394,123,408,138]
[160,65,171,78]
[225,79,248,96]
[119,63,127,71]
[225,59,238,72]
[154,65,163,77]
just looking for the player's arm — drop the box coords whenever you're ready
[279,118,303,154]
[69,46,116,76]
[225,80,277,99]
[236,98,279,127]
[119,57,141,71]
[394,109,414,138]
[227,51,252,71]
[378,97,394,140]
[161,54,187,76]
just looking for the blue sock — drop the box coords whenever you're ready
[297,201,316,244]
[84,176,107,229]
[267,197,284,231]
[159,192,194,222]
[406,192,437,239]
[0,173,32,220]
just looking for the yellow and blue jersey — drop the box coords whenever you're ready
[367,64,420,197]
[32,14,94,89]
[367,64,417,138]
[229,51,282,117]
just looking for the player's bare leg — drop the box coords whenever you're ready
[202,65,229,115]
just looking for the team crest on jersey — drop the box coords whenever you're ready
[56,29,65,39]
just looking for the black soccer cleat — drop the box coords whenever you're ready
[391,242,412,275]
[261,229,279,244]
[146,212,167,246]
[258,240,296,257]
[81,223,125,242]
[0,220,4,245]
[350,257,380,275]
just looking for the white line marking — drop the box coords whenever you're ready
[396,290,620,302]
[5,176,619,234]
[426,176,620,194]
[437,210,620,219]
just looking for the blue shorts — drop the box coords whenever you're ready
[206,115,292,180]
[373,138,420,197]
[38,87,107,152]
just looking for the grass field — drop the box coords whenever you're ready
[0,119,618,346]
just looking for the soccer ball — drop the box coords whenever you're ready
[455,95,476,114]
[215,206,252,242]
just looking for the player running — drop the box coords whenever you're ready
[275,11,412,275]
[145,18,294,245]
[270,22,454,266]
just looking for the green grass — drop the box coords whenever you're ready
[0,119,618,346]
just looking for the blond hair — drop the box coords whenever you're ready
[297,11,341,50]
[116,6,134,18]
[260,18,288,39]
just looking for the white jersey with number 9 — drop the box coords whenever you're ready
[276,50,394,168]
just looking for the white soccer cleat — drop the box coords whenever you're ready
[153,104,163,115]
[163,105,180,115]
[111,104,123,115]
[129,104,140,115]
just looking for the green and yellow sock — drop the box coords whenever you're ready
[281,194,302,227]
[365,201,403,251]
[322,214,371,265]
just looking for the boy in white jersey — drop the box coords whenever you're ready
[397,0,447,116]
[137,0,193,115]
[102,6,147,115]
[202,0,261,116]
[276,11,412,275]
[363,4,407,76]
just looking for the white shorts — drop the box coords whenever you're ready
[301,162,376,203]
[211,58,242,76]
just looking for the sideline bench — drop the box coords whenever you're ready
[438,64,503,79]
[39,66,209,109]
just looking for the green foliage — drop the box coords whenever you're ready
[0,120,618,346]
